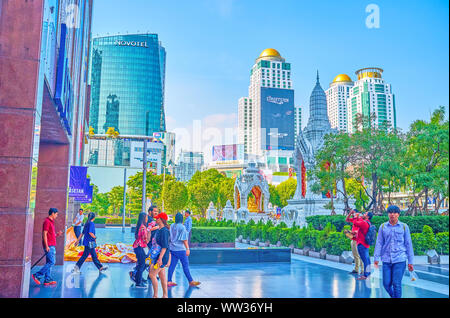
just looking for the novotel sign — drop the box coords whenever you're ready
[114,40,149,48]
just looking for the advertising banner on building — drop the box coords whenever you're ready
[68,166,88,197]
[260,87,295,151]
[212,144,244,162]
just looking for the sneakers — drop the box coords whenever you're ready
[44,281,57,286]
[31,274,41,285]
[357,276,367,280]
[167,282,177,287]
[349,270,358,274]
[129,271,136,282]
[72,265,81,274]
[99,265,109,272]
[189,281,201,287]
[135,283,147,289]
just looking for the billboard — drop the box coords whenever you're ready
[212,144,244,162]
[260,87,295,151]
[130,141,163,174]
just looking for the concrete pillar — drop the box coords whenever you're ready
[0,0,45,298]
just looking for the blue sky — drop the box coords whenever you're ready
[91,0,449,160]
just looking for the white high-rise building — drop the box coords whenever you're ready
[325,74,354,132]
[294,105,302,144]
[238,48,294,159]
[347,67,396,133]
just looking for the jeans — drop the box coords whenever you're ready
[35,246,56,283]
[168,250,193,283]
[357,244,370,277]
[73,226,82,246]
[382,261,406,298]
[134,247,146,285]
[76,246,103,270]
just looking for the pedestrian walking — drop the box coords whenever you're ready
[346,209,374,280]
[167,212,201,287]
[31,208,63,286]
[374,205,415,298]
[72,208,84,246]
[131,212,150,288]
[72,212,108,274]
[148,212,171,298]
[184,210,193,246]
[346,209,364,275]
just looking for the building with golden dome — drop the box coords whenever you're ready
[238,48,296,173]
[325,74,354,132]
[347,67,396,133]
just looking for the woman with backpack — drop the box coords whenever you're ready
[72,212,108,274]
[346,210,374,280]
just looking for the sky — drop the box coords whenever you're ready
[91,0,449,166]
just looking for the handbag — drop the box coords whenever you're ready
[88,241,97,249]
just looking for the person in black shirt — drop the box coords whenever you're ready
[148,212,171,298]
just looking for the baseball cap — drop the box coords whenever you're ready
[155,212,168,221]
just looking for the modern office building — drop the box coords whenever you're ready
[174,151,204,182]
[347,67,396,133]
[325,74,354,132]
[294,105,302,144]
[89,34,166,136]
[238,49,295,156]
[0,0,93,297]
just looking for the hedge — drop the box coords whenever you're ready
[305,215,449,234]
[235,219,449,256]
[191,227,236,243]
[93,217,137,225]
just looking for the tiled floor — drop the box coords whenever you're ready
[28,227,448,298]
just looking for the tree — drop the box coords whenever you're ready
[108,186,125,216]
[349,113,404,214]
[276,178,297,207]
[269,184,282,207]
[405,106,449,215]
[162,180,188,214]
[187,172,217,217]
[217,177,235,209]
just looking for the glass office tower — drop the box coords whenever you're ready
[89,34,166,136]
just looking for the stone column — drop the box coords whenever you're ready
[33,142,70,266]
[0,0,44,298]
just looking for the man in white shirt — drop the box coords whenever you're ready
[72,208,85,246]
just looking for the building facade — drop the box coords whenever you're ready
[238,49,295,157]
[347,67,396,133]
[89,34,166,136]
[0,0,93,297]
[174,151,204,182]
[294,105,302,144]
[325,74,353,132]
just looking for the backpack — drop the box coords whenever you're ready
[364,221,377,246]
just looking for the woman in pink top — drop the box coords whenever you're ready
[133,212,150,288]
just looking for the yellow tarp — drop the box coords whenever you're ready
[64,227,137,263]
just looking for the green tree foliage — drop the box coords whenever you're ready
[404,106,449,215]
[276,178,297,207]
[162,180,188,214]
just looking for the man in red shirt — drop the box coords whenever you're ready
[347,209,364,275]
[346,209,373,280]
[31,208,63,286]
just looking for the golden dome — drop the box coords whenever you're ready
[333,74,352,83]
[259,48,282,59]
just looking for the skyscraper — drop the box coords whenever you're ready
[294,105,302,144]
[347,67,396,133]
[238,48,295,160]
[89,34,166,136]
[325,74,354,132]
